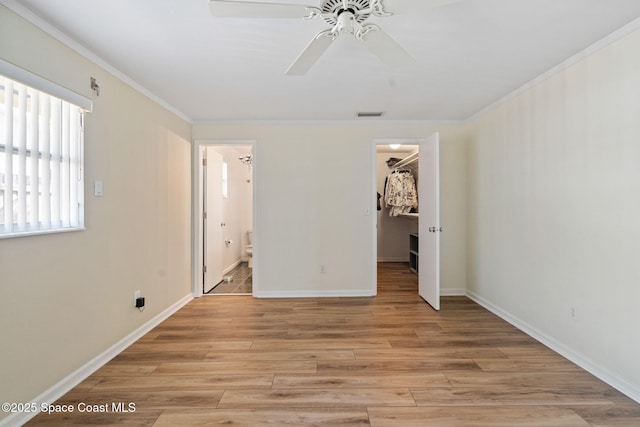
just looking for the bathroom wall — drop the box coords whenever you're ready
[208,145,253,272]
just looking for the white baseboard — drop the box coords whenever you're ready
[466,290,640,405]
[0,293,193,427]
[441,288,466,296]
[377,257,409,262]
[254,290,375,298]
[223,259,243,275]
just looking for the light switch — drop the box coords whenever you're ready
[94,180,103,197]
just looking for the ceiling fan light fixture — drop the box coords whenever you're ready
[322,0,371,25]
[357,111,384,118]
[210,0,413,75]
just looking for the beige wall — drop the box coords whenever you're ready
[192,123,468,296]
[0,5,192,415]
[466,26,640,400]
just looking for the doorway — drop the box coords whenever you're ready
[193,140,257,297]
[373,135,440,310]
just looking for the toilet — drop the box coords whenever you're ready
[246,230,253,268]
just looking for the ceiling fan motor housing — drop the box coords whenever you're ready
[321,0,371,25]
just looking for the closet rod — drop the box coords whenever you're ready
[393,149,419,169]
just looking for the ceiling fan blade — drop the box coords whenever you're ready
[360,25,414,69]
[209,0,317,18]
[286,30,336,76]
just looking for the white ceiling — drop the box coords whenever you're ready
[5,0,640,122]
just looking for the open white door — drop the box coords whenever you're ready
[418,133,440,310]
[203,148,224,293]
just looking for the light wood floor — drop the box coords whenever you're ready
[29,263,640,426]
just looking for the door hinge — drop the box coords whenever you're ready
[202,158,207,166]
[203,211,207,220]
[203,265,207,273]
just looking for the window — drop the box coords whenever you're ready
[0,73,86,238]
[222,162,228,199]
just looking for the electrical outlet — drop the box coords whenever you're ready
[570,306,578,320]
[134,290,140,305]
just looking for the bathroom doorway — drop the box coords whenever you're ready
[193,140,256,297]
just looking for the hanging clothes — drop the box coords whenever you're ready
[384,169,418,216]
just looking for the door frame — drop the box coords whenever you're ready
[192,139,257,298]
[372,137,440,308]
[372,138,423,294]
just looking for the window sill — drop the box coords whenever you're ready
[0,227,86,240]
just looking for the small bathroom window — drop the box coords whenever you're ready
[222,162,228,199]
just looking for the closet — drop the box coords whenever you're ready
[376,145,419,271]
[375,133,441,310]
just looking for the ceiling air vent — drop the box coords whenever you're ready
[357,112,384,118]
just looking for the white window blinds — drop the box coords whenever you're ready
[0,74,85,237]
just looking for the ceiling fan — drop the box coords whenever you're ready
[209,0,456,75]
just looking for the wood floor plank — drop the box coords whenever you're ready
[249,338,392,351]
[474,358,582,372]
[153,408,370,426]
[497,345,571,358]
[56,389,225,409]
[205,349,355,361]
[125,340,253,352]
[26,409,163,426]
[153,360,317,375]
[110,350,208,363]
[286,327,419,339]
[571,404,640,426]
[25,263,640,426]
[91,364,158,376]
[390,336,540,348]
[354,348,508,360]
[273,373,450,389]
[367,406,590,426]
[411,387,615,406]
[217,388,416,408]
[317,359,481,374]
[444,371,613,390]
[88,375,274,392]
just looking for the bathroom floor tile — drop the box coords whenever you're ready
[207,262,252,295]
